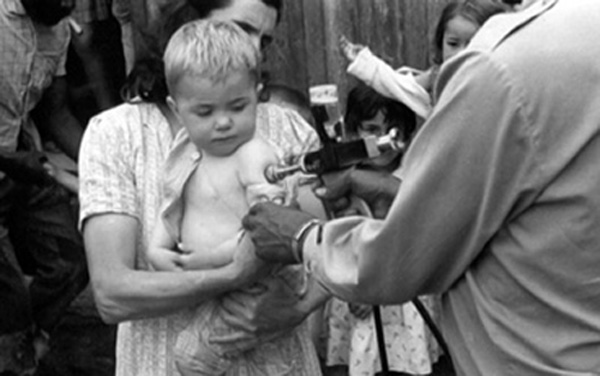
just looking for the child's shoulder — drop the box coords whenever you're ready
[235,136,279,181]
[236,136,277,159]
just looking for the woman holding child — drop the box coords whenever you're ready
[78,1,327,375]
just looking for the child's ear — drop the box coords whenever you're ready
[257,83,269,102]
[166,95,179,117]
[166,95,185,127]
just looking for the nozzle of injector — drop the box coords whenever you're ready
[264,129,405,184]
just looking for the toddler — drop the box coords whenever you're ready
[148,19,320,376]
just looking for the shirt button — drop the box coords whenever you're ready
[191,151,200,160]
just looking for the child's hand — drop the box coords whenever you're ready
[147,247,183,271]
[348,302,372,320]
[340,35,365,63]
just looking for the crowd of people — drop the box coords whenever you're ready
[2,0,600,376]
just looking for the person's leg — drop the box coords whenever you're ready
[9,183,89,335]
[0,178,38,375]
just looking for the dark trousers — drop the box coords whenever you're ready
[0,177,88,335]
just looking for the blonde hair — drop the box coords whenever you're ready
[163,19,261,95]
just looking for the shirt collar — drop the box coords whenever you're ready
[469,0,558,52]
[5,0,27,17]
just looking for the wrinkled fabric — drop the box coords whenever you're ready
[0,0,70,154]
[304,0,600,374]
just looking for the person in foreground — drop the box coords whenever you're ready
[243,0,600,374]
[78,1,327,375]
[149,19,320,375]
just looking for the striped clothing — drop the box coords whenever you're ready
[0,0,70,153]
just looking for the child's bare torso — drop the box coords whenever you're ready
[179,151,249,268]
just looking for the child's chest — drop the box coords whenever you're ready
[183,160,248,216]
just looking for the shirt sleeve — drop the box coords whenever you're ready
[256,103,321,164]
[78,109,140,228]
[347,48,433,119]
[303,51,537,305]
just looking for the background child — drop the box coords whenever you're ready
[340,0,507,118]
[324,82,440,376]
[148,19,320,376]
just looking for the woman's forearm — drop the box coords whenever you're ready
[93,265,244,323]
[83,214,247,324]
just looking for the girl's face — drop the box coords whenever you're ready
[358,111,403,169]
[442,15,479,62]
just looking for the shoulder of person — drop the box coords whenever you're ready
[257,103,314,135]
[236,136,278,165]
[235,136,278,186]
[256,102,320,159]
[87,102,161,132]
[469,0,558,53]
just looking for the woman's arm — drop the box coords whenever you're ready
[83,213,266,324]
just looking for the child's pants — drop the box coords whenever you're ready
[174,268,320,376]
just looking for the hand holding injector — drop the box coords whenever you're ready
[264,128,406,184]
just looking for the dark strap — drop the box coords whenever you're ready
[372,305,389,374]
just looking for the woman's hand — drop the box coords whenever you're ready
[45,164,79,193]
[146,247,183,272]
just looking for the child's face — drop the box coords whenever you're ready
[358,110,403,169]
[169,70,259,157]
[442,15,479,62]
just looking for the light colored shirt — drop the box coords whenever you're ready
[0,0,70,153]
[303,0,600,374]
[79,100,319,376]
[347,48,432,119]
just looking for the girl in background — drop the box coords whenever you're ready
[324,82,438,376]
[340,0,508,119]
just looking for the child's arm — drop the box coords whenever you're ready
[339,36,432,119]
[178,236,238,271]
[237,138,288,205]
[147,217,184,272]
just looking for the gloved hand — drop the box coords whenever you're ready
[242,202,316,264]
[0,151,54,186]
[315,167,401,219]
